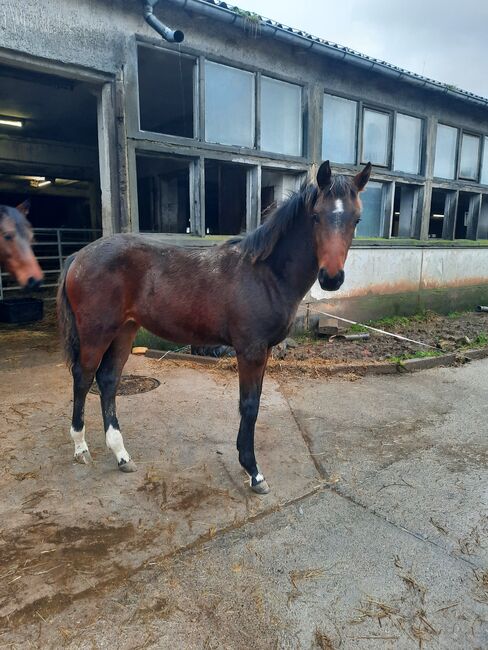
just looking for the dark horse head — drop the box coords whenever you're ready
[238,160,371,293]
[313,160,371,291]
[0,200,43,289]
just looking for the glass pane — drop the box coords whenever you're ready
[322,94,357,163]
[481,138,488,185]
[434,124,458,179]
[356,181,384,237]
[205,61,255,147]
[260,77,302,156]
[459,133,480,180]
[393,113,422,174]
[362,109,389,166]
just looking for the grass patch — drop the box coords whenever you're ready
[133,328,183,352]
[388,349,443,364]
[367,311,432,330]
[462,332,488,349]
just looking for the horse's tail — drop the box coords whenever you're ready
[57,254,79,369]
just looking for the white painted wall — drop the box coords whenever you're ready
[310,246,488,301]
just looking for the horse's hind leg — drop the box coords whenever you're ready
[96,321,139,472]
[71,361,97,464]
[236,347,271,494]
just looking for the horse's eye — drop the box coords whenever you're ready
[3,233,14,241]
[356,219,361,225]
[312,213,320,224]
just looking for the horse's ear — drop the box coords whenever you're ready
[317,160,332,190]
[16,199,31,216]
[354,163,372,192]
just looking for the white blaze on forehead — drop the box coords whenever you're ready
[333,199,344,215]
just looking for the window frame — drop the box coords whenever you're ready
[360,105,393,168]
[134,38,309,162]
[259,74,304,157]
[458,130,482,182]
[392,111,424,176]
[433,122,460,181]
[321,92,359,165]
[320,90,425,177]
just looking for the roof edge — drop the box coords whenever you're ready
[166,0,488,110]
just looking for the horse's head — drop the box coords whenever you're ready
[311,160,371,291]
[0,201,43,289]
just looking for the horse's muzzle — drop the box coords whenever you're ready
[318,268,345,291]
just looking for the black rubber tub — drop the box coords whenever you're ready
[0,297,44,323]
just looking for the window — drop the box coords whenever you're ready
[434,124,458,179]
[481,138,488,185]
[362,109,390,166]
[260,77,302,156]
[205,62,255,148]
[138,46,194,138]
[393,114,422,174]
[137,155,191,233]
[322,94,357,164]
[356,181,384,237]
[459,133,480,180]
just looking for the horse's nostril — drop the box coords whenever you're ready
[26,277,43,291]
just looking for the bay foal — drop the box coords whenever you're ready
[58,161,371,493]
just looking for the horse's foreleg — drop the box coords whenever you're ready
[71,361,97,464]
[96,322,139,473]
[236,348,271,494]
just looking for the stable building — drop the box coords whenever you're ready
[1,0,488,317]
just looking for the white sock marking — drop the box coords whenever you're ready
[106,424,130,463]
[70,426,89,456]
[333,199,344,215]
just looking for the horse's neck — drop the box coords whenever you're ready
[269,216,318,301]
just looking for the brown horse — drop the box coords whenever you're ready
[0,201,43,289]
[58,161,371,493]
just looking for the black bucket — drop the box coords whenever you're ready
[0,297,44,323]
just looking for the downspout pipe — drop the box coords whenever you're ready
[143,0,184,43]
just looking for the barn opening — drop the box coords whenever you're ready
[428,189,449,238]
[138,45,195,138]
[391,183,419,237]
[136,154,191,233]
[261,169,303,222]
[0,63,101,296]
[204,161,247,235]
[454,192,470,239]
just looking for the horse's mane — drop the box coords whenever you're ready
[229,174,354,263]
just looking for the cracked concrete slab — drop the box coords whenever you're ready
[1,343,487,648]
[282,361,488,568]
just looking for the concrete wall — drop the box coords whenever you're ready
[309,247,488,321]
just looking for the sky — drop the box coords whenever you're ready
[233,0,488,99]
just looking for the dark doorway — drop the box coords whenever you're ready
[204,161,247,235]
[137,155,191,233]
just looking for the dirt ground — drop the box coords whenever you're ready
[286,310,488,363]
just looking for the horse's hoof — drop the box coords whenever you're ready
[118,458,137,473]
[74,449,92,465]
[251,479,270,495]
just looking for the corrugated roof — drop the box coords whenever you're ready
[171,0,488,109]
